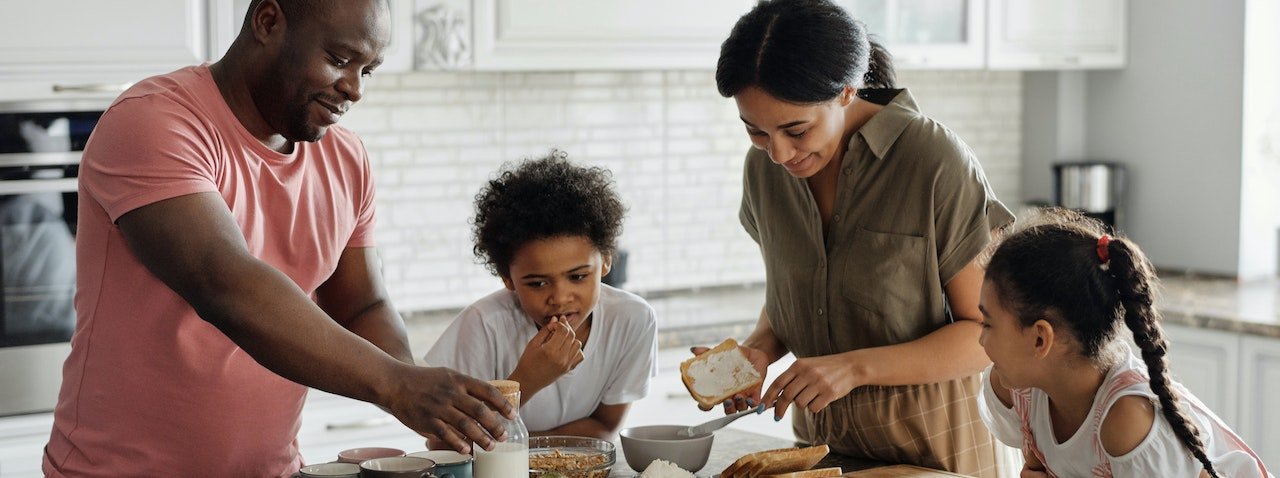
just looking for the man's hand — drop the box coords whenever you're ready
[383,365,514,454]
[690,343,771,414]
[509,316,584,396]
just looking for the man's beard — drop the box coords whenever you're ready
[284,94,326,143]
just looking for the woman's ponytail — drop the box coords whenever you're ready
[863,39,897,89]
[1109,238,1219,478]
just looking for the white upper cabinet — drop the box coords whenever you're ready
[0,0,207,86]
[472,0,756,71]
[987,0,1127,70]
[841,0,986,70]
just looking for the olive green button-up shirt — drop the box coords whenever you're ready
[739,89,1015,359]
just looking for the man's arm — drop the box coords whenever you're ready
[117,192,512,452]
[532,403,630,440]
[315,247,413,365]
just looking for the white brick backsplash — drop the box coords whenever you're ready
[344,69,1022,312]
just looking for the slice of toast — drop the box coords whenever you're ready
[721,447,796,478]
[680,338,763,409]
[759,467,843,478]
[721,445,830,478]
[746,444,829,477]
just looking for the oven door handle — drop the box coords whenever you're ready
[0,178,78,195]
[0,152,82,168]
[52,82,133,94]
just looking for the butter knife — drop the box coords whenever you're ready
[678,404,767,437]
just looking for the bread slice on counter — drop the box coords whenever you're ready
[759,467,843,478]
[680,338,763,408]
[720,444,830,478]
[720,447,795,478]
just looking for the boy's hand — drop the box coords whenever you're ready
[510,317,584,394]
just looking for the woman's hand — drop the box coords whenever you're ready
[689,344,772,414]
[761,352,866,420]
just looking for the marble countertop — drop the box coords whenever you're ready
[1156,274,1280,337]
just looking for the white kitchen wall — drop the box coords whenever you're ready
[339,70,1022,312]
[1083,0,1246,276]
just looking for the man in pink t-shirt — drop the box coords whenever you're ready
[43,1,513,476]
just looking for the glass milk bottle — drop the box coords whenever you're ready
[474,379,529,478]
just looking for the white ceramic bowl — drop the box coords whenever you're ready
[619,425,714,473]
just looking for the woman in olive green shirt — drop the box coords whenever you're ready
[701,1,1015,476]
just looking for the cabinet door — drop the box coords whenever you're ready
[1162,324,1240,428]
[987,0,1126,70]
[473,0,756,71]
[0,0,207,80]
[1240,335,1280,469]
[841,0,985,70]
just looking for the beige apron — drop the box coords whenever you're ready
[792,375,999,478]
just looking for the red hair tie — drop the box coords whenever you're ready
[1096,235,1112,267]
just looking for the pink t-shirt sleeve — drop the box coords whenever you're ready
[81,95,220,223]
[347,136,376,248]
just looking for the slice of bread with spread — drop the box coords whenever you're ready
[680,338,763,409]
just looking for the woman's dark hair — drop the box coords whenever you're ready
[471,150,626,278]
[985,209,1218,477]
[715,0,897,103]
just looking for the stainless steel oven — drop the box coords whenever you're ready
[0,101,104,416]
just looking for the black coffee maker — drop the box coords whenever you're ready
[1053,161,1126,232]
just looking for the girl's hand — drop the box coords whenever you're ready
[689,344,771,414]
[761,353,864,420]
[1020,469,1050,478]
[1023,447,1045,471]
[1021,448,1048,477]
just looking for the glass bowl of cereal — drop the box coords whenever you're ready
[528,436,616,478]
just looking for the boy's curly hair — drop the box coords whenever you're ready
[472,150,626,277]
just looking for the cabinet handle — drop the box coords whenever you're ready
[52,82,133,93]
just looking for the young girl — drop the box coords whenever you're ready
[978,211,1272,477]
[425,150,657,440]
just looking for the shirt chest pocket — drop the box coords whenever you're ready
[839,227,928,330]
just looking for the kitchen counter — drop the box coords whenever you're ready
[609,428,962,477]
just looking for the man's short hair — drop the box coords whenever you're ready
[241,0,329,31]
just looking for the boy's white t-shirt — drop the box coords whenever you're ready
[424,284,658,432]
[978,347,1274,478]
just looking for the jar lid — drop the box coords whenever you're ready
[488,379,520,395]
[488,379,521,408]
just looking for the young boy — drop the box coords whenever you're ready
[426,150,657,439]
